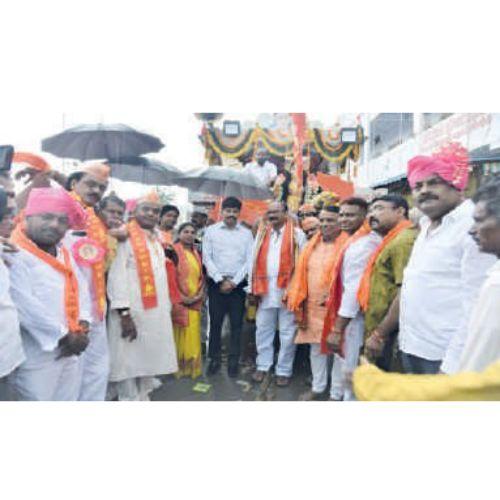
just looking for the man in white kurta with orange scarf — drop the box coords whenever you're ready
[248,201,306,387]
[107,191,178,401]
[66,162,115,401]
[8,188,92,400]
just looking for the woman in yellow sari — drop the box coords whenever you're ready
[172,223,205,378]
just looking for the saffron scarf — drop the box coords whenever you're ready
[320,222,371,354]
[171,243,204,327]
[69,192,108,319]
[166,258,182,305]
[286,231,347,328]
[128,219,158,310]
[286,232,343,312]
[357,219,412,313]
[252,218,297,296]
[11,222,83,334]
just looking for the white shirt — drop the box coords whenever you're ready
[0,253,25,377]
[243,161,278,186]
[399,199,496,363]
[458,261,500,372]
[64,231,107,322]
[8,246,92,352]
[202,221,254,285]
[249,226,306,308]
[338,231,383,319]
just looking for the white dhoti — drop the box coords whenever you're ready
[77,319,109,401]
[330,314,364,401]
[11,332,80,401]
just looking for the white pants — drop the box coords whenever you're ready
[256,306,297,377]
[110,377,160,401]
[11,333,80,401]
[330,315,364,401]
[77,319,109,401]
[309,343,336,396]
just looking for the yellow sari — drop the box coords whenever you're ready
[173,250,202,378]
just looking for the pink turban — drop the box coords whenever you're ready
[25,188,87,229]
[407,143,469,191]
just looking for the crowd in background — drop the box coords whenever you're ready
[1,142,500,401]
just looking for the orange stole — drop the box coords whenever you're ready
[320,222,371,354]
[287,232,347,328]
[11,223,83,334]
[128,219,158,310]
[287,232,343,312]
[171,243,204,328]
[357,220,412,313]
[69,192,108,319]
[252,219,297,296]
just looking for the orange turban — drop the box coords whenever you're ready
[13,152,51,172]
[81,163,111,183]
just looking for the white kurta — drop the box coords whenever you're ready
[243,161,278,186]
[7,246,92,401]
[399,200,496,369]
[331,232,382,401]
[107,233,178,383]
[0,253,25,379]
[64,231,109,401]
[248,226,306,308]
[458,261,500,372]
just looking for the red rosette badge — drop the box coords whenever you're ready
[72,237,106,266]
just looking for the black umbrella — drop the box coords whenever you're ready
[42,123,164,161]
[105,156,184,185]
[174,165,273,200]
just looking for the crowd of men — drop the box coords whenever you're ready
[1,142,500,401]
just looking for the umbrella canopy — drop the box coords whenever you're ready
[42,123,164,161]
[105,156,184,185]
[174,166,273,200]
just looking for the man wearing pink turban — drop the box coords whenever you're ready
[7,188,92,400]
[397,143,496,375]
[24,187,88,229]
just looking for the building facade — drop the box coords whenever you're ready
[356,113,500,194]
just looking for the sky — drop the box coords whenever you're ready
[0,111,209,207]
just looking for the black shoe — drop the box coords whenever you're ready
[207,360,221,376]
[227,362,239,378]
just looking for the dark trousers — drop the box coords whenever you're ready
[400,352,441,374]
[375,331,398,372]
[207,279,246,363]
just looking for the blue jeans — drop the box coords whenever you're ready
[400,352,441,374]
